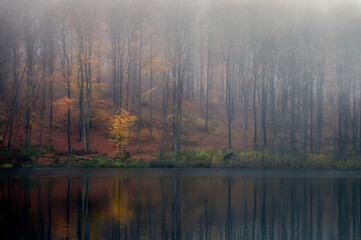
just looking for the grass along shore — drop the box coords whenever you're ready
[1,148,361,169]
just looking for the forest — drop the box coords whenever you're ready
[1,0,361,166]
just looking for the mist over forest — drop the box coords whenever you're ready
[1,0,361,163]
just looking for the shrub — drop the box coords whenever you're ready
[109,109,137,156]
[180,135,198,146]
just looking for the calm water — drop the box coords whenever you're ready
[1,168,361,240]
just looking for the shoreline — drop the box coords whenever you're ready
[1,149,361,169]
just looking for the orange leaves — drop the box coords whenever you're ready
[53,97,75,121]
[55,97,75,109]
[166,113,176,122]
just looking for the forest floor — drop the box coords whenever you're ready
[1,99,361,169]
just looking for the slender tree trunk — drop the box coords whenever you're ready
[160,76,169,161]
[60,32,72,154]
[253,67,258,150]
[79,46,84,142]
[205,25,211,133]
[176,62,184,156]
[119,56,123,110]
[291,74,296,153]
[296,75,301,126]
[242,83,249,151]
[261,65,267,148]
[172,65,177,151]
[359,100,361,154]
[302,69,309,153]
[84,58,89,153]
[316,59,324,154]
[48,45,54,142]
[270,66,276,151]
[67,79,72,155]
[37,45,47,163]
[85,43,92,153]
[281,76,288,156]
[112,38,117,110]
[352,78,357,152]
[7,47,19,151]
[200,29,204,114]
[149,29,153,139]
[126,37,132,111]
[338,92,344,155]
[25,41,35,160]
[136,25,143,153]
[117,33,124,111]
[79,44,86,150]
[225,52,233,149]
[132,61,137,111]
[310,68,314,152]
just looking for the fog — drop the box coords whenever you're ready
[1,0,361,159]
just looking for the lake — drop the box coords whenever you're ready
[0,168,360,240]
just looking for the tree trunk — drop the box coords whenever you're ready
[48,43,54,143]
[136,25,143,153]
[302,69,309,153]
[225,52,233,149]
[79,45,84,142]
[176,62,184,156]
[352,78,357,152]
[25,35,35,161]
[205,25,211,133]
[37,45,47,163]
[270,66,276,152]
[65,44,72,155]
[261,65,267,148]
[112,37,117,110]
[200,29,204,114]
[160,76,169,161]
[241,78,250,151]
[316,59,324,154]
[149,28,153,139]
[359,100,361,154]
[85,43,93,153]
[290,73,296,153]
[78,44,86,151]
[126,36,132,111]
[310,68,314,153]
[7,47,19,151]
[253,66,258,150]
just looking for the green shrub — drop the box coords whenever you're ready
[180,135,198,146]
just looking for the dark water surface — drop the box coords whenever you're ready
[1,168,361,240]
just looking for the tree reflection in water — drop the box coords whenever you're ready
[0,173,360,239]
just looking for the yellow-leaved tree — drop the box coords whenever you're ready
[109,109,137,156]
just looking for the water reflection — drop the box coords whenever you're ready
[0,171,360,239]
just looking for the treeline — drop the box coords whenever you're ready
[0,0,361,159]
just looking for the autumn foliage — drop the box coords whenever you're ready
[109,109,137,156]
[2,0,361,163]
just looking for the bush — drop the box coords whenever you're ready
[180,135,198,146]
[192,116,205,131]
[21,145,41,160]
[139,128,162,142]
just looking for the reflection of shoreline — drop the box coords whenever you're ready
[0,174,360,239]
[2,168,361,178]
